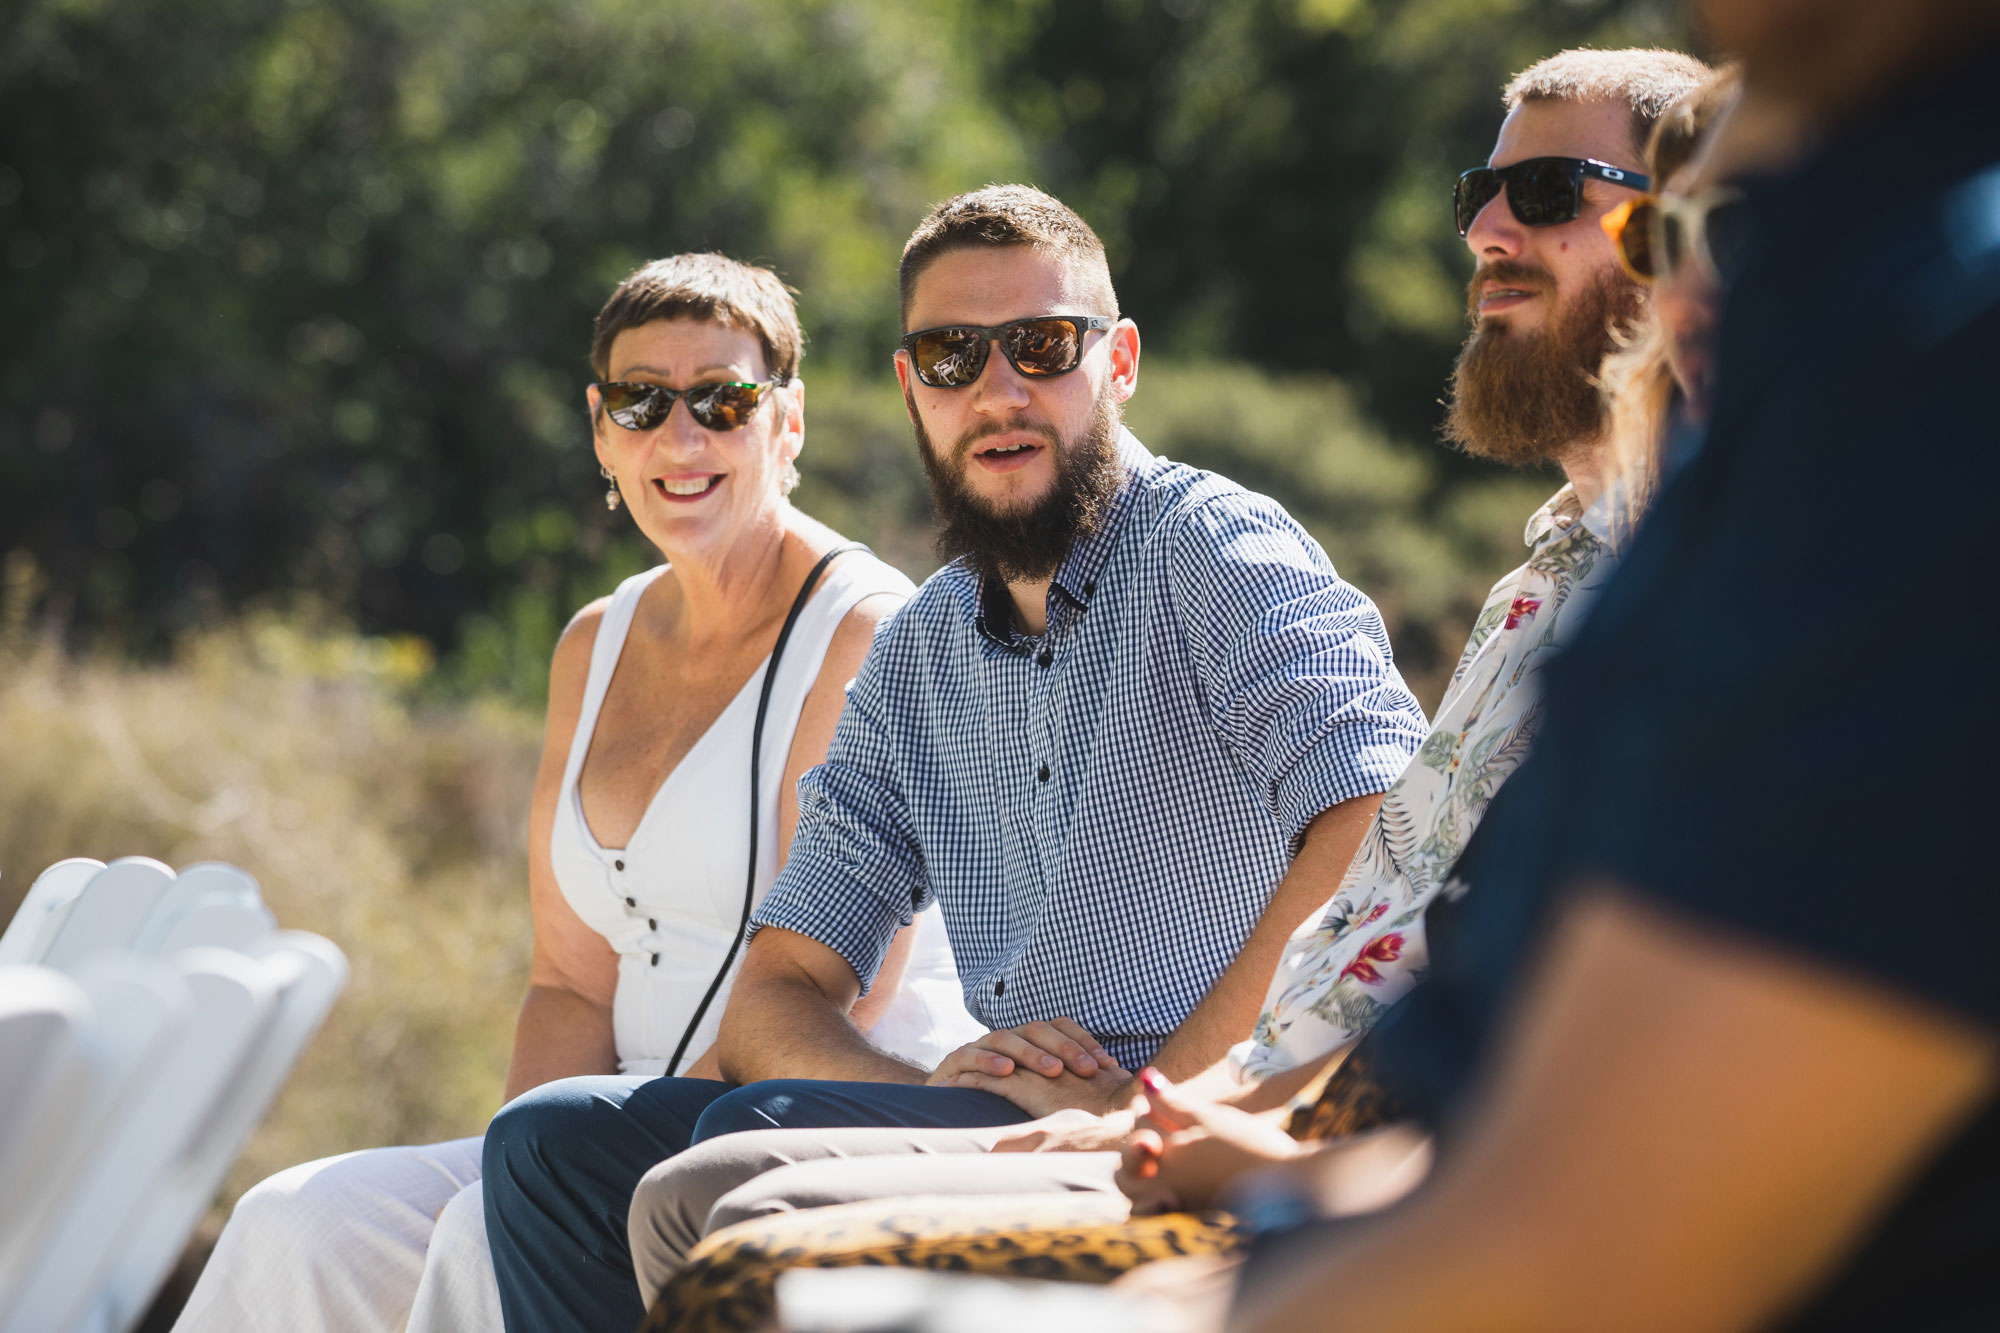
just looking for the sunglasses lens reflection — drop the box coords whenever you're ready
[603,384,664,430]
[913,331,988,387]
[1001,319,1084,377]
[687,383,764,430]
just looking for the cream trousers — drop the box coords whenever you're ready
[172,1136,501,1332]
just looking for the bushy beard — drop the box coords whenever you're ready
[910,386,1124,585]
[1444,261,1642,467]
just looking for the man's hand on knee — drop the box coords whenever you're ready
[925,1019,1117,1085]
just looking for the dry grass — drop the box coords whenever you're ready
[0,610,541,1261]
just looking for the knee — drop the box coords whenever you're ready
[217,1151,381,1259]
[690,1080,818,1141]
[482,1076,629,1194]
[704,1177,791,1237]
[222,1164,318,1251]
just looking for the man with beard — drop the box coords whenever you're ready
[481,184,1429,1332]
[603,50,1710,1320]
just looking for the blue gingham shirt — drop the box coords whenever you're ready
[752,433,1428,1068]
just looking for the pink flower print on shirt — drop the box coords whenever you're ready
[1328,899,1390,939]
[1340,932,1405,985]
[1503,596,1543,630]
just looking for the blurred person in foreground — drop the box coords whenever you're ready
[626,48,1712,1328]
[481,185,1430,1332]
[173,254,980,1332]
[1207,1,2000,1329]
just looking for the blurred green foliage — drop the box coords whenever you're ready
[1,0,1692,708]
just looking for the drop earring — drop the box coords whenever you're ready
[780,459,801,496]
[601,464,621,512]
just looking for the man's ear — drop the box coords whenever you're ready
[892,352,919,425]
[1107,319,1141,404]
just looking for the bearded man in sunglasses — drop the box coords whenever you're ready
[1445,47,1711,493]
[480,184,1430,1332]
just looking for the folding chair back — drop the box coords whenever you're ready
[0,859,106,966]
[0,958,189,1333]
[136,863,275,957]
[102,931,348,1322]
[0,949,276,1333]
[0,969,92,1211]
[39,858,175,971]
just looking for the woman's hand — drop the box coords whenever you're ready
[1115,1069,1303,1215]
[990,1106,1137,1153]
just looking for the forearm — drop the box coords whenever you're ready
[1149,932,1296,1080]
[717,971,927,1085]
[1153,796,1379,1080]
[504,983,618,1103]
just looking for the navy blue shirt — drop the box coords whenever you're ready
[753,433,1428,1069]
[1364,46,2000,1332]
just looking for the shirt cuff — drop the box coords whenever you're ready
[1272,724,1423,848]
[748,867,905,997]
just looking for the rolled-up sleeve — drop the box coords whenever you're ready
[747,634,928,995]
[1168,494,1429,846]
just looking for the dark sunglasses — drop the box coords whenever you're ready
[591,375,786,432]
[899,315,1115,389]
[1602,189,1748,286]
[1454,156,1651,236]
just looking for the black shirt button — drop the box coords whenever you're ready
[994,979,1006,996]
[1036,649,1053,668]
[649,918,658,930]
[1083,581,1096,596]
[625,896,636,907]
[651,953,660,966]
[1037,764,1050,782]
[614,859,624,871]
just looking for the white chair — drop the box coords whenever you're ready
[0,969,94,1213]
[0,858,107,966]
[101,931,348,1325]
[38,858,177,971]
[774,1269,1169,1333]
[2,948,279,1333]
[133,861,275,957]
[0,858,348,1332]
[0,956,192,1333]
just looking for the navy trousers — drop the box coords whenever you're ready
[483,1077,1029,1332]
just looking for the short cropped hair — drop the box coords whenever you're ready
[590,252,803,381]
[1504,48,1715,157]
[898,185,1119,329]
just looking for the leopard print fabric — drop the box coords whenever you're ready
[641,1194,1243,1333]
[643,1056,1398,1333]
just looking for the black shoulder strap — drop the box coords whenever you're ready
[664,542,868,1077]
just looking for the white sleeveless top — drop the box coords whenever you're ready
[550,553,983,1077]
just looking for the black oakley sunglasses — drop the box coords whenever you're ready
[1454,156,1651,236]
[899,314,1115,389]
[591,375,787,432]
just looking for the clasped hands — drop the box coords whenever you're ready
[926,1018,1136,1119]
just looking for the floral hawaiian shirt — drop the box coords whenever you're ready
[1234,483,1624,1081]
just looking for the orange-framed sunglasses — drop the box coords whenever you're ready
[1603,189,1749,285]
